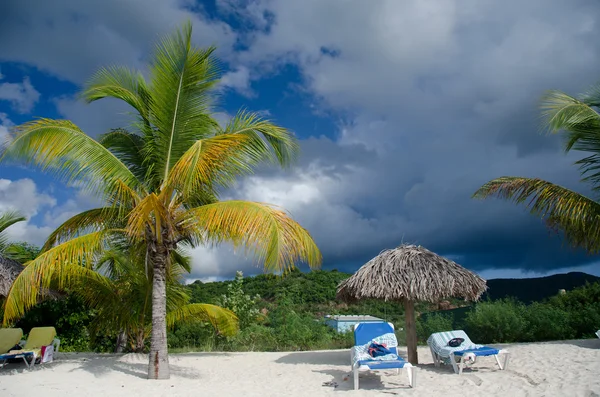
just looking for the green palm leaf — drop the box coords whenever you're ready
[179,201,322,272]
[147,21,220,182]
[82,66,150,121]
[473,176,600,252]
[220,109,299,167]
[541,90,600,188]
[43,207,124,251]
[100,129,149,183]
[166,303,238,337]
[2,230,120,324]
[0,211,26,252]
[1,119,144,202]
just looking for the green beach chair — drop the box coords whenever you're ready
[0,327,60,369]
[0,328,23,354]
[0,328,24,368]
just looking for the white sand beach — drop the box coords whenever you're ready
[1,340,599,397]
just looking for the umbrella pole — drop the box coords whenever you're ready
[403,299,418,365]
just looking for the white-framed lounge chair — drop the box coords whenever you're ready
[427,330,509,375]
[351,321,416,390]
[0,326,60,370]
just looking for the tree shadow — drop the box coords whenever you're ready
[275,350,412,393]
[0,353,205,379]
[313,368,412,393]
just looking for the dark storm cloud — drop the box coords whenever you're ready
[216,0,600,277]
[2,0,600,280]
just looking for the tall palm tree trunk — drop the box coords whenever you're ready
[148,244,170,379]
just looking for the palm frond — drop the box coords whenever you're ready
[166,303,238,337]
[126,193,169,243]
[473,176,600,252]
[0,211,26,251]
[147,21,221,183]
[2,230,120,323]
[1,119,145,202]
[178,201,322,272]
[99,129,149,183]
[171,248,192,274]
[541,90,600,188]
[164,133,259,201]
[81,66,150,121]
[580,83,600,108]
[220,109,299,167]
[42,207,123,251]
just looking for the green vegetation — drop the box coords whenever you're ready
[417,282,600,344]
[12,267,600,352]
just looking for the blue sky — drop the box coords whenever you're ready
[1,0,600,281]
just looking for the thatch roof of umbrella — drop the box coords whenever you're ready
[337,244,487,303]
[0,255,24,298]
[336,244,487,365]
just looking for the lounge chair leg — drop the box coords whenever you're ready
[396,368,400,375]
[458,357,465,375]
[429,345,440,367]
[450,353,459,374]
[406,365,416,388]
[496,351,509,370]
[353,367,359,390]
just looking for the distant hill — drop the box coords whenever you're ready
[188,269,600,306]
[482,272,600,303]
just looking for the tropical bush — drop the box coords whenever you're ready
[463,299,528,343]
[416,312,454,343]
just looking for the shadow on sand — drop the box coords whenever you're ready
[275,349,413,393]
[0,352,232,379]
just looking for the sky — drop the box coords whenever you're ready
[1,0,600,282]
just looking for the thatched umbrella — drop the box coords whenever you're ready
[336,244,487,365]
[0,255,23,298]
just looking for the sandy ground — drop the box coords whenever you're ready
[1,339,599,397]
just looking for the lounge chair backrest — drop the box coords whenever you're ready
[354,322,398,356]
[427,330,473,348]
[0,328,23,354]
[24,327,57,350]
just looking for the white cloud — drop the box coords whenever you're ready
[219,66,254,97]
[0,76,40,113]
[0,178,57,246]
[53,95,134,137]
[0,177,103,247]
[0,113,14,147]
[0,0,239,84]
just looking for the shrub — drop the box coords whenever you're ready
[522,303,574,341]
[464,299,527,343]
[218,271,261,329]
[416,312,454,343]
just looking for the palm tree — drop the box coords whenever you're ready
[1,21,321,379]
[34,245,237,352]
[0,211,26,259]
[474,84,600,252]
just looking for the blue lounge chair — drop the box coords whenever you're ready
[427,330,509,374]
[351,322,416,390]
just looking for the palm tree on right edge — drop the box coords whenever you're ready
[474,84,600,252]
